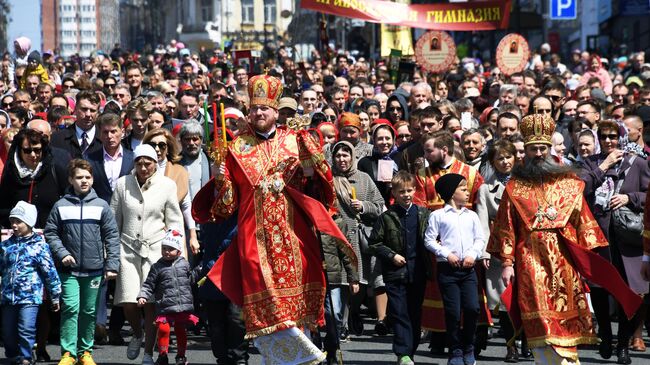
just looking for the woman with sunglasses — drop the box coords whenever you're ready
[0,128,63,227]
[142,128,199,258]
[579,120,650,364]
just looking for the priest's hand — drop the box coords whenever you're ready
[502,266,515,286]
[212,162,226,179]
[641,262,650,282]
[609,194,629,210]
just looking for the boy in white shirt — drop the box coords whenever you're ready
[424,173,485,365]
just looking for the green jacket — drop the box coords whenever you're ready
[368,204,433,283]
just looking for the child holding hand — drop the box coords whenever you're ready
[137,229,197,365]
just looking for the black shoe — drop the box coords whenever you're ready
[108,333,126,346]
[374,320,388,336]
[339,328,349,343]
[174,356,187,365]
[35,349,50,363]
[155,354,169,365]
[599,337,613,359]
[505,345,519,363]
[616,347,631,364]
[520,339,533,359]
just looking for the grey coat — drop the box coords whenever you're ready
[335,170,385,284]
[137,255,195,314]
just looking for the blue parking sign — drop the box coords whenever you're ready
[550,0,577,20]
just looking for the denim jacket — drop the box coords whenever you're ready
[0,233,62,305]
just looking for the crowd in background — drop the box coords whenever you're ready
[1,34,650,365]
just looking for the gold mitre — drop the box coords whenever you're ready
[520,113,555,146]
[247,74,283,109]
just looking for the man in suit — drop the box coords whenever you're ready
[86,113,134,203]
[50,90,103,159]
[85,112,134,346]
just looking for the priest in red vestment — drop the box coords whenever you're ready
[192,74,355,364]
[488,113,642,364]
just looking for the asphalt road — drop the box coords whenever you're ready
[29,319,650,365]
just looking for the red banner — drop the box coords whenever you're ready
[301,0,511,31]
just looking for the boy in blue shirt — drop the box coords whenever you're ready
[369,171,431,365]
[424,173,485,365]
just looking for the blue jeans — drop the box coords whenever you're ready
[2,304,40,361]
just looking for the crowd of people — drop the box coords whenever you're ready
[1,33,650,365]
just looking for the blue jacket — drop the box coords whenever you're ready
[45,188,120,275]
[198,214,237,301]
[0,233,61,305]
[86,147,135,204]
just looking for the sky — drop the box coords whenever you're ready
[7,0,42,52]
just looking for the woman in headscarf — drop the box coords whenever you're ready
[331,141,385,338]
[357,123,398,206]
[579,54,613,95]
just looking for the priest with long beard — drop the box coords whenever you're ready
[487,113,641,365]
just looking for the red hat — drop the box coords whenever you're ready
[479,106,495,125]
[248,75,283,109]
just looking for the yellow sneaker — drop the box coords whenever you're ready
[78,352,96,365]
[58,352,76,365]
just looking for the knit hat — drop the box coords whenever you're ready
[27,50,42,65]
[133,144,158,162]
[161,229,184,251]
[9,201,38,228]
[434,173,466,203]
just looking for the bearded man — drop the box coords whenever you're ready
[192,75,355,364]
[488,113,641,365]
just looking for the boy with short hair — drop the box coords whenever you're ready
[424,173,485,365]
[369,171,432,365]
[0,201,61,365]
[45,159,120,365]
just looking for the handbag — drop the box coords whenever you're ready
[610,156,643,248]
[357,222,373,254]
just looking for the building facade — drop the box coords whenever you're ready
[41,0,120,57]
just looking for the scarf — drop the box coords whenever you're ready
[14,152,42,179]
[332,141,357,209]
[495,171,511,185]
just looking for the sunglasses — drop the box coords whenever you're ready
[546,95,562,102]
[397,134,412,139]
[388,107,402,112]
[148,142,167,150]
[1,102,11,108]
[22,147,42,154]
[598,133,619,140]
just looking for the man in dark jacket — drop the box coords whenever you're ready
[86,113,135,203]
[50,90,102,159]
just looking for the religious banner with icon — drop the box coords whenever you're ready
[414,30,457,73]
[495,33,530,76]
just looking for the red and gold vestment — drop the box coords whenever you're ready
[488,174,626,359]
[193,126,355,339]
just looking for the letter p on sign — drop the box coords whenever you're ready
[550,0,577,20]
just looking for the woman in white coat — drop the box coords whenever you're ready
[110,144,183,365]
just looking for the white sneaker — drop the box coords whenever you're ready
[127,336,143,360]
[142,353,154,365]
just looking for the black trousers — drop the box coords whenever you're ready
[436,262,479,355]
[204,300,248,365]
[385,278,427,358]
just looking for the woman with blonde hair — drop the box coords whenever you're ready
[142,128,200,258]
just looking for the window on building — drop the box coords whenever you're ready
[201,0,213,22]
[241,0,254,24]
[264,0,276,24]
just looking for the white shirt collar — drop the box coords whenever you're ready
[75,124,95,141]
